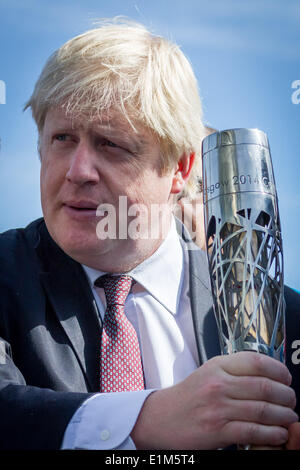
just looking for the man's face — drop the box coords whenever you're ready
[39,107,178,272]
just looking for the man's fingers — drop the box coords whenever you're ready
[286,422,300,450]
[224,421,288,447]
[229,376,297,408]
[223,399,298,427]
[220,352,292,385]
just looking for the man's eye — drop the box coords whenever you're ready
[55,134,69,142]
[102,139,118,148]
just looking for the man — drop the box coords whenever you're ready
[174,126,217,251]
[0,19,300,450]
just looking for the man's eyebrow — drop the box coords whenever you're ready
[47,117,150,151]
[93,123,149,150]
[46,119,80,132]
[51,125,77,132]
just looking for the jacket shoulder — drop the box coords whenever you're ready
[0,218,44,277]
[285,285,300,330]
[0,218,44,246]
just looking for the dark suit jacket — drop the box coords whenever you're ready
[0,218,299,449]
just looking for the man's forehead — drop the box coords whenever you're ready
[44,106,148,138]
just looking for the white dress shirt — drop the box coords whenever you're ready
[62,218,200,450]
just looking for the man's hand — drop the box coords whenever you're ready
[286,422,300,449]
[131,352,298,449]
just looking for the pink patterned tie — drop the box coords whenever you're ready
[95,274,145,393]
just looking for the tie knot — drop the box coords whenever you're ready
[95,274,134,307]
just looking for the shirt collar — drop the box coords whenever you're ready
[82,217,184,315]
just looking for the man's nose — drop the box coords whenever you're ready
[66,143,100,185]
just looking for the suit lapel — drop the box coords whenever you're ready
[188,247,221,364]
[176,219,221,364]
[36,222,102,392]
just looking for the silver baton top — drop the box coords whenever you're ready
[202,128,285,361]
[202,128,277,204]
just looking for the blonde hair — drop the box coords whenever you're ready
[25,18,206,197]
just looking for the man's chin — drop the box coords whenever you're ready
[49,225,112,265]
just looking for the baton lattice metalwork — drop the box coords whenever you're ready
[202,128,286,363]
[206,207,285,359]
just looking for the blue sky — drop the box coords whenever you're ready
[0,0,299,288]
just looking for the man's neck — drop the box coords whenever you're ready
[84,218,174,273]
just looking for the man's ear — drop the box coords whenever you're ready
[170,152,195,194]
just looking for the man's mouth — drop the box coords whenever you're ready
[63,200,99,218]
